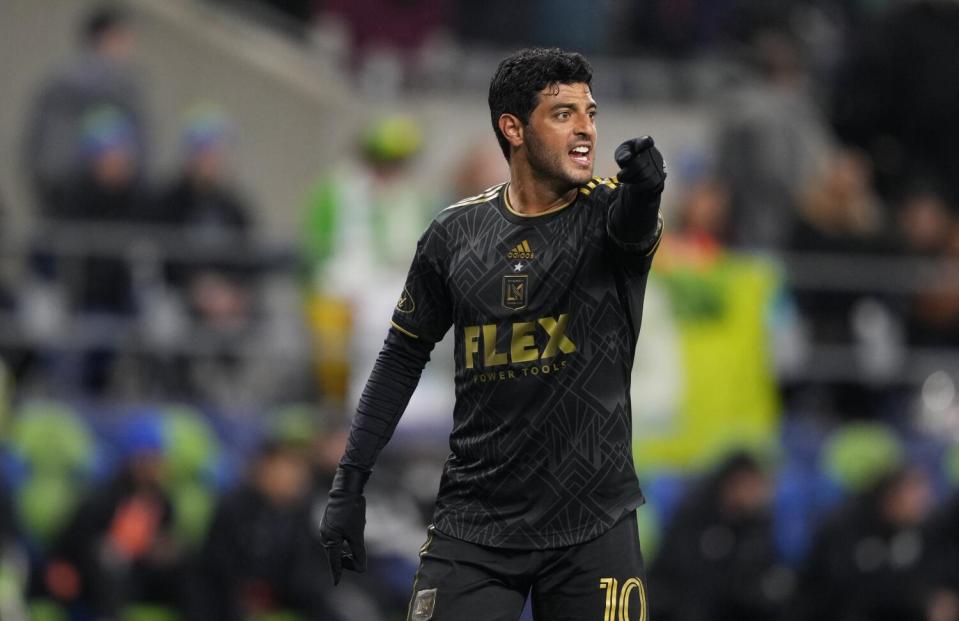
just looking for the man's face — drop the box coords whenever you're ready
[523,82,597,188]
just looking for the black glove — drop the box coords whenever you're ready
[318,466,370,585]
[614,136,666,196]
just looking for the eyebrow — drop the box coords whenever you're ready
[549,101,598,112]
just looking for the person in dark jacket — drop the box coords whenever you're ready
[649,451,788,621]
[195,439,341,621]
[790,465,933,621]
[23,4,149,217]
[150,105,254,319]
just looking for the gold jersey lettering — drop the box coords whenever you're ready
[464,325,481,370]
[539,314,577,358]
[464,314,576,369]
[510,321,538,363]
[482,324,508,367]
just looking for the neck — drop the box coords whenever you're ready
[507,160,578,216]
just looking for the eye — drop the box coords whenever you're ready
[557,111,570,121]
[588,110,597,119]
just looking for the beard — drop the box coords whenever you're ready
[524,126,593,190]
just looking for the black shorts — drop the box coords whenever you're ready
[406,511,648,621]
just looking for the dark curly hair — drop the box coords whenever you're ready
[488,48,593,161]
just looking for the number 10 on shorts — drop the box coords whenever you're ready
[599,577,647,621]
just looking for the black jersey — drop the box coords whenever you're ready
[390,179,662,550]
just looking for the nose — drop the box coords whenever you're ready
[574,112,595,139]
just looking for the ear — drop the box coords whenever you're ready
[498,113,524,152]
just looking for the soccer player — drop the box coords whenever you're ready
[319,47,666,621]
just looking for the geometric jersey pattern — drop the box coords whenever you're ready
[391,179,662,549]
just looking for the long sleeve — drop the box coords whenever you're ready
[340,326,435,471]
[606,184,664,257]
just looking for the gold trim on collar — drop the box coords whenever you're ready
[503,183,577,218]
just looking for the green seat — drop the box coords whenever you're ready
[121,604,180,621]
[159,405,220,548]
[16,473,80,544]
[8,401,95,476]
[821,422,903,493]
[27,599,68,621]
[9,402,96,546]
[170,481,215,548]
[160,405,219,482]
[268,403,321,446]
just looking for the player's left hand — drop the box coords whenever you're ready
[318,466,370,585]
[614,136,666,196]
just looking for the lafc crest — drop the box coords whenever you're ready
[396,287,415,314]
[502,275,528,310]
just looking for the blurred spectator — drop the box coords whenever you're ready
[897,188,959,347]
[786,149,902,417]
[46,415,183,618]
[33,106,152,394]
[907,225,959,348]
[789,149,888,344]
[195,439,341,621]
[925,490,959,621]
[632,176,784,471]
[151,105,256,335]
[898,187,954,259]
[790,465,933,621]
[832,1,959,208]
[649,451,788,621]
[22,4,149,216]
[301,116,439,412]
[53,106,149,315]
[716,29,832,251]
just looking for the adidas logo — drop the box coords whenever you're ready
[507,239,535,260]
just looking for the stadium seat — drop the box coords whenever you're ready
[160,405,220,482]
[268,403,321,445]
[8,401,96,544]
[27,599,67,621]
[16,474,79,544]
[820,422,904,493]
[8,401,95,476]
[169,480,214,548]
[159,405,220,547]
[121,603,180,621]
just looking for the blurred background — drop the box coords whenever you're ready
[0,0,958,620]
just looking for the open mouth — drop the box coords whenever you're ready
[569,145,591,167]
